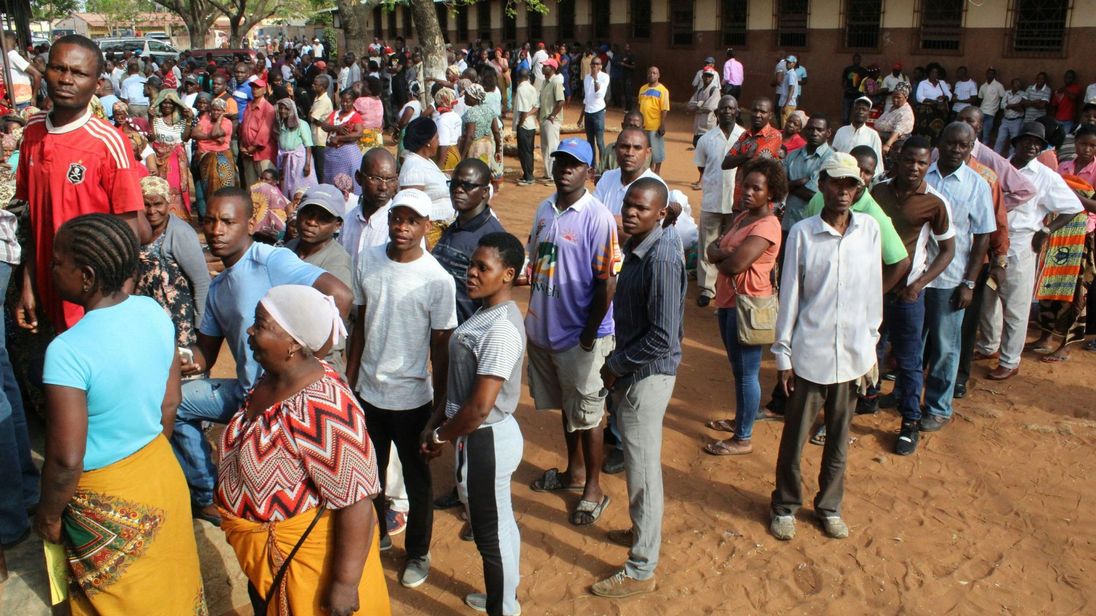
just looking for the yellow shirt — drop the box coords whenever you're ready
[637,83,670,131]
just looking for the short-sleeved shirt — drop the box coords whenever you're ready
[398,152,453,221]
[538,74,565,123]
[432,207,507,323]
[6,50,32,104]
[43,296,174,470]
[216,365,381,522]
[924,162,997,288]
[871,179,955,287]
[121,74,149,105]
[200,242,325,393]
[804,191,909,265]
[979,80,1007,116]
[310,93,334,146]
[514,81,539,130]
[435,110,462,146]
[17,109,145,330]
[593,168,666,216]
[952,79,978,112]
[526,191,622,351]
[779,70,799,107]
[782,143,834,230]
[695,124,746,214]
[445,301,525,425]
[714,213,781,308]
[637,82,670,131]
[351,245,458,409]
[1024,84,1052,122]
[1054,83,1084,122]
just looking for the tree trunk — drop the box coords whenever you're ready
[335,0,381,56]
[410,0,447,91]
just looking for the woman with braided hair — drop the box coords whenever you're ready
[33,213,206,614]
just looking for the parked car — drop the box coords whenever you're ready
[97,37,179,67]
[187,48,258,71]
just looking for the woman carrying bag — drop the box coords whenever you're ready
[702,158,787,456]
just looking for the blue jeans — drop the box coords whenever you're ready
[923,287,965,419]
[718,308,764,440]
[171,378,244,506]
[1059,120,1075,135]
[0,261,39,542]
[884,291,926,423]
[980,115,996,146]
[994,117,1023,156]
[584,109,606,169]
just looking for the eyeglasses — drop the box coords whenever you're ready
[362,175,397,184]
[448,179,489,192]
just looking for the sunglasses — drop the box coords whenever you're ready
[448,179,488,192]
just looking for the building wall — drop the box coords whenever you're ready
[366,0,1096,120]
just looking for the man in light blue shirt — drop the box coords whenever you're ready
[781,116,833,231]
[922,122,995,431]
[171,187,352,525]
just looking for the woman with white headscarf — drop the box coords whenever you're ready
[217,285,391,616]
[458,82,504,192]
[276,97,318,198]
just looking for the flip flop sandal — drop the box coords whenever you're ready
[530,468,583,493]
[702,439,746,456]
[570,495,611,526]
[704,418,736,432]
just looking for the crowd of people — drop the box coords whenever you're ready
[0,28,1092,616]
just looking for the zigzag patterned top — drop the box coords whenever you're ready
[215,363,381,522]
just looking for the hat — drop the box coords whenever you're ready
[390,188,434,218]
[543,58,559,70]
[184,75,199,84]
[820,152,863,185]
[786,55,797,64]
[853,95,873,109]
[251,78,267,89]
[892,62,902,70]
[551,138,594,166]
[298,184,345,219]
[1012,121,1048,147]
[704,56,715,64]
[314,60,327,71]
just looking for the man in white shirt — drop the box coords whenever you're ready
[582,56,611,169]
[344,148,397,263]
[531,41,550,89]
[110,56,127,94]
[119,61,149,118]
[831,96,883,174]
[312,37,325,60]
[593,128,665,236]
[880,63,910,113]
[3,32,38,110]
[694,95,745,306]
[1023,72,1051,122]
[345,188,457,589]
[951,66,977,115]
[978,122,1083,381]
[977,68,1007,145]
[513,68,539,185]
[770,153,882,542]
[995,78,1027,156]
[778,56,800,127]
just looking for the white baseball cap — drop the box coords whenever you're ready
[389,188,433,218]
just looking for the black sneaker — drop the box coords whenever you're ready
[602,447,625,474]
[878,393,897,409]
[855,395,879,415]
[953,382,967,399]
[696,295,711,307]
[433,488,461,509]
[919,414,948,432]
[895,421,920,456]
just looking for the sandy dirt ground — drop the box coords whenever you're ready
[2,103,1095,615]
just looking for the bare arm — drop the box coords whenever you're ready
[160,354,182,437]
[183,332,224,376]
[423,375,505,454]
[34,385,89,544]
[313,272,353,318]
[579,276,615,349]
[324,499,374,616]
[882,257,911,294]
[430,328,454,413]
[900,236,955,301]
[708,235,773,276]
[118,209,153,245]
[345,307,366,391]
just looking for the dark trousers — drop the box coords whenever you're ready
[311,145,326,186]
[957,265,991,387]
[884,290,926,422]
[772,377,856,518]
[362,400,433,559]
[517,127,536,181]
[722,84,742,99]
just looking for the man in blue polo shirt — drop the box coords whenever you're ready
[173,187,352,526]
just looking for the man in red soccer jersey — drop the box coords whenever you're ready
[15,35,150,332]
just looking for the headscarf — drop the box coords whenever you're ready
[788,110,809,128]
[333,173,354,195]
[211,97,227,111]
[434,87,457,112]
[893,83,911,97]
[276,97,300,130]
[2,132,19,152]
[403,116,438,152]
[153,88,186,124]
[259,285,347,354]
[463,83,486,103]
[140,175,171,200]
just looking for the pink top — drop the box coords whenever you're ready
[1058,157,1096,232]
[196,116,232,153]
[352,97,384,129]
[714,212,781,309]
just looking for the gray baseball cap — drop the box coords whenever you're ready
[298,184,345,218]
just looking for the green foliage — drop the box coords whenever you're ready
[31,0,81,21]
[86,0,160,29]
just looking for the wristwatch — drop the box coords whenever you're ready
[431,428,446,445]
[961,279,976,290]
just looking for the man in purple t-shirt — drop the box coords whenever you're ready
[526,138,621,526]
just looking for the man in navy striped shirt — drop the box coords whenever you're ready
[592,177,685,599]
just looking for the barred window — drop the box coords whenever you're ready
[456,6,468,42]
[918,0,963,51]
[845,0,883,49]
[670,1,694,47]
[527,9,542,41]
[632,0,652,40]
[387,7,397,40]
[593,1,610,39]
[503,11,516,43]
[559,0,576,40]
[776,0,809,49]
[722,0,748,47]
[436,3,449,42]
[373,6,382,39]
[402,6,412,39]
[477,3,491,41]
[1010,0,1070,54]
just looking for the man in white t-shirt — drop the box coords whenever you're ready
[581,56,611,170]
[694,95,745,305]
[346,188,457,590]
[778,56,800,128]
[531,42,550,89]
[832,96,883,175]
[978,68,1007,145]
[594,128,666,237]
[951,66,978,114]
[4,33,39,109]
[312,37,325,60]
[513,68,539,185]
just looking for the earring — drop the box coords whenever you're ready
[287,350,295,360]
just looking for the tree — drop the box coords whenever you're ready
[31,0,80,22]
[155,0,221,48]
[334,0,383,56]
[86,0,158,35]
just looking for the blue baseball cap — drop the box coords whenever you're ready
[551,138,594,166]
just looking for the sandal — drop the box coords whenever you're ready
[702,438,752,455]
[570,495,610,526]
[690,181,702,190]
[704,418,735,432]
[1040,351,1069,363]
[809,425,826,446]
[530,468,584,493]
[757,409,784,422]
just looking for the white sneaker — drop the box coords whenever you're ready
[818,515,850,539]
[770,515,796,540]
[464,592,522,615]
